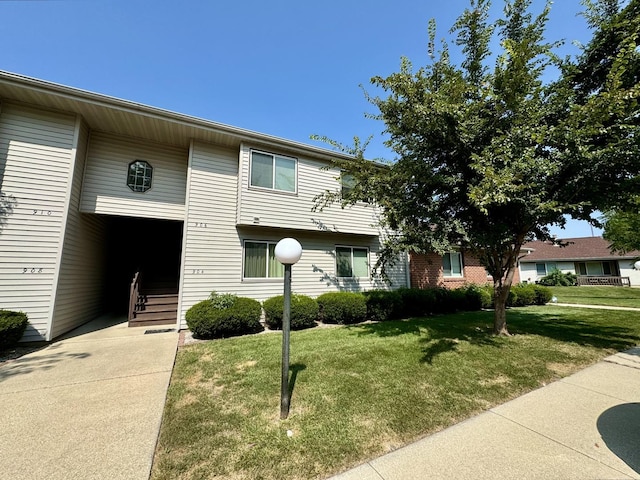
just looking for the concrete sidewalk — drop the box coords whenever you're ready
[0,314,178,480]
[331,347,640,480]
[554,303,640,312]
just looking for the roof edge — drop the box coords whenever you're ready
[0,70,357,162]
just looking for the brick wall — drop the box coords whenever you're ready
[410,251,520,289]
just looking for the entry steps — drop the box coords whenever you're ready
[128,288,178,328]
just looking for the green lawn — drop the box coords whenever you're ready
[550,286,640,308]
[151,307,640,480]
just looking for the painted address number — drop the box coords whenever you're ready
[192,269,205,275]
[23,267,44,273]
[33,210,53,216]
[194,222,208,228]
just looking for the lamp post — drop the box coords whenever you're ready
[274,237,302,420]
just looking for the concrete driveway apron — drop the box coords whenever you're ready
[0,315,178,480]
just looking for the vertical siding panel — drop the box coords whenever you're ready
[80,132,188,220]
[179,142,240,327]
[0,104,76,341]
[50,119,107,339]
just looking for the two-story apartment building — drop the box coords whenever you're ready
[0,71,408,342]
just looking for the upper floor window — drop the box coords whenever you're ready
[127,160,153,192]
[443,252,463,277]
[336,246,369,278]
[250,150,297,193]
[341,172,356,198]
[243,241,284,279]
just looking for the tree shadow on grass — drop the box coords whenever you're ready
[349,312,503,364]
[346,308,640,364]
[507,310,640,351]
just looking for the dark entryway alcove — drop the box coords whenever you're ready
[105,216,183,314]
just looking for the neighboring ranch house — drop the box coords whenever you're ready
[0,71,408,343]
[519,237,640,286]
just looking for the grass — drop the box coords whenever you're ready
[550,286,640,308]
[151,307,640,480]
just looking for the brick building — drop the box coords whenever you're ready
[410,251,521,289]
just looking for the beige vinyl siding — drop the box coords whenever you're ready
[50,119,107,339]
[233,229,406,300]
[0,104,76,341]
[178,141,407,328]
[80,132,188,220]
[237,144,379,236]
[179,142,241,327]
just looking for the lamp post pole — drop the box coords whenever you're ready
[274,238,302,421]
[280,262,292,419]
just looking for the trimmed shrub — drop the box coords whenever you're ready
[457,284,489,311]
[431,287,459,314]
[538,269,577,286]
[448,288,468,310]
[533,285,553,305]
[316,292,367,324]
[396,288,437,317]
[511,283,537,307]
[185,296,262,339]
[480,285,518,308]
[263,294,319,330]
[0,310,29,349]
[480,285,495,308]
[363,290,402,321]
[476,285,493,309]
[506,289,518,307]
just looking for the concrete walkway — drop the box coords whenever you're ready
[331,347,640,480]
[0,314,178,480]
[554,303,640,312]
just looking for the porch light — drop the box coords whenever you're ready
[275,237,302,420]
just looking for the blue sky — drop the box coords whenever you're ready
[1,0,603,237]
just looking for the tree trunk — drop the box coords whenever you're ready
[493,284,510,335]
[493,261,518,335]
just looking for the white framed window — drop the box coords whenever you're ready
[336,246,369,278]
[442,252,463,277]
[243,241,284,279]
[575,261,615,276]
[536,262,557,276]
[249,150,297,193]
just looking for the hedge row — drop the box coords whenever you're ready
[185,284,553,339]
[479,283,553,308]
[0,310,29,350]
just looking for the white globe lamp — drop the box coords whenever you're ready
[275,238,303,265]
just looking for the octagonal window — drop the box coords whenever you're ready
[127,160,153,192]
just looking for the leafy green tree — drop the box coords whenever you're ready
[603,198,640,254]
[315,0,639,335]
